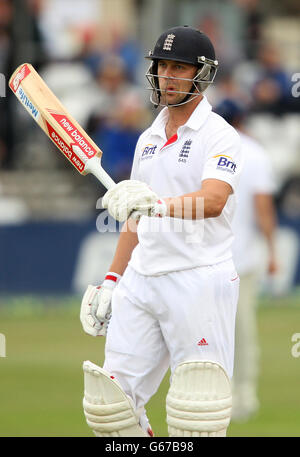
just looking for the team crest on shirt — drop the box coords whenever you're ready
[213,154,237,174]
[178,139,192,163]
[141,144,158,161]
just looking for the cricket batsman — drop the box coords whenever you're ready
[80,25,244,437]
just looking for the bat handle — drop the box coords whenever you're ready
[87,157,141,221]
[92,165,116,190]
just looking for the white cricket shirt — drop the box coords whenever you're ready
[129,96,243,275]
[232,132,275,275]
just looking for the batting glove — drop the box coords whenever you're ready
[102,180,167,222]
[80,272,121,337]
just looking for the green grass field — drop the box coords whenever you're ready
[0,294,299,437]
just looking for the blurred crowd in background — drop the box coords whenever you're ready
[0,0,299,294]
[1,0,299,428]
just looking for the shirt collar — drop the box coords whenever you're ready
[184,95,212,131]
[149,95,212,139]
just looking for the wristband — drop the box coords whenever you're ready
[102,272,122,289]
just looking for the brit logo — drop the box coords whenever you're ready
[213,154,237,174]
[163,33,175,51]
[178,139,192,163]
[141,144,157,161]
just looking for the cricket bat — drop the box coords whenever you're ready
[9,63,115,189]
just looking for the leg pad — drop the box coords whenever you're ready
[166,361,232,437]
[83,360,148,437]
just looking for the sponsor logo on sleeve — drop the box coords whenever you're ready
[213,154,237,174]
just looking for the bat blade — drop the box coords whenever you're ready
[9,63,115,189]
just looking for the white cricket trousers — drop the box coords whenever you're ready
[103,259,239,413]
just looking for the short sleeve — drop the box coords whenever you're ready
[130,135,143,180]
[201,127,243,193]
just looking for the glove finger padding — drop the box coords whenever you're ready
[96,287,113,321]
[102,180,141,209]
[80,273,121,337]
[80,285,104,337]
[102,180,162,222]
[107,193,137,222]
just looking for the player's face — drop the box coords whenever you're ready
[157,60,198,105]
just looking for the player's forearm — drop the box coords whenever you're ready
[164,190,226,220]
[108,219,139,276]
[254,194,277,253]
